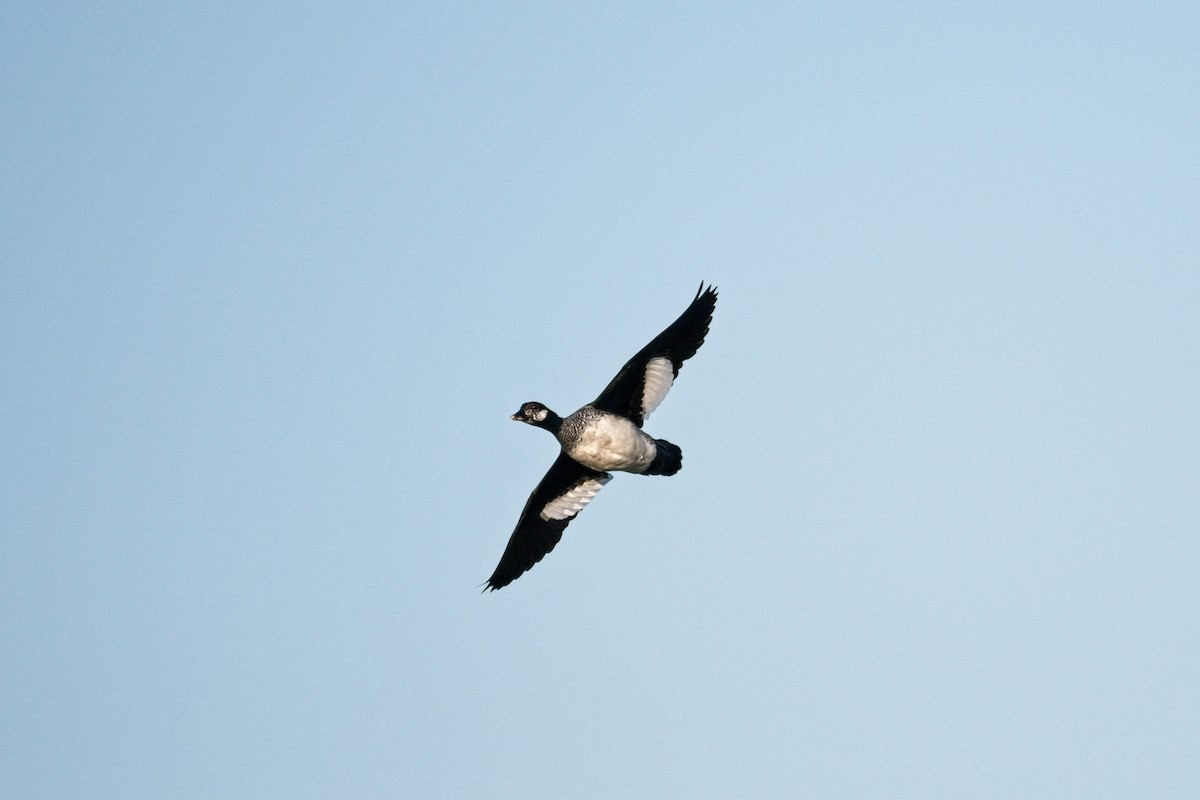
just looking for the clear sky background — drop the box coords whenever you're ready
[2,3,1197,798]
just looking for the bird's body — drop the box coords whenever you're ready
[485,284,718,591]
[560,406,659,473]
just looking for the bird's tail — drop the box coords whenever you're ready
[644,438,683,476]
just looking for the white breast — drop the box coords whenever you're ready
[566,413,658,473]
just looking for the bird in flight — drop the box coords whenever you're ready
[485,283,718,590]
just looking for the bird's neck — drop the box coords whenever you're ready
[536,409,563,435]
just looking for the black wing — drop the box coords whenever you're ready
[485,452,612,591]
[592,283,718,427]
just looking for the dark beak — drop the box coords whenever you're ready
[510,411,523,421]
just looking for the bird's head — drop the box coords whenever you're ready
[511,401,551,425]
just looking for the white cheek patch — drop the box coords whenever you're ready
[540,475,612,521]
[641,356,674,420]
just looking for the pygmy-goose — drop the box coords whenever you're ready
[485,283,718,590]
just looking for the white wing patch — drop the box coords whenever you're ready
[540,475,612,521]
[641,356,675,420]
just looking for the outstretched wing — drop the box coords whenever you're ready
[485,452,612,591]
[592,283,718,427]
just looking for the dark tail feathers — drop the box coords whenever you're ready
[645,439,683,476]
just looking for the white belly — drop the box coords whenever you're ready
[567,414,657,473]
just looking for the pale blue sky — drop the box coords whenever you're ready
[2,3,1198,798]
